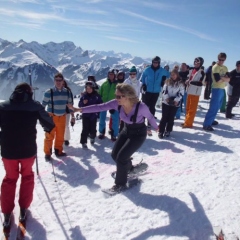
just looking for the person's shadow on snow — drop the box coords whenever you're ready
[126,187,213,240]
[54,156,100,191]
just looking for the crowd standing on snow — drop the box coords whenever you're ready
[0,52,240,223]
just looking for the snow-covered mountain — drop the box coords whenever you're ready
[0,38,179,101]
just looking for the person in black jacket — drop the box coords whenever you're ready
[0,83,54,229]
[204,61,216,100]
[226,60,240,118]
[79,81,102,147]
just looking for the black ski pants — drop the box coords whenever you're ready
[143,92,160,117]
[159,103,178,133]
[226,95,239,117]
[80,116,97,144]
[111,123,147,186]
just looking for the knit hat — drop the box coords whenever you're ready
[236,60,240,66]
[14,82,32,93]
[152,56,161,63]
[129,66,137,73]
[194,57,204,67]
[10,82,33,102]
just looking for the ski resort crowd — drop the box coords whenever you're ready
[0,51,240,232]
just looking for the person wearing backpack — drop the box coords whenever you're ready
[42,73,73,161]
[68,83,158,193]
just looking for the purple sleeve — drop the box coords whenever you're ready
[81,99,118,113]
[140,103,158,130]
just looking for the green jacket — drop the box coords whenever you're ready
[99,79,117,102]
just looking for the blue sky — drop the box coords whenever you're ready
[0,0,239,69]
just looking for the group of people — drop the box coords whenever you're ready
[0,52,239,229]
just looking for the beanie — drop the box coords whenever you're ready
[129,66,137,73]
[236,60,240,66]
[152,56,161,63]
[14,82,32,93]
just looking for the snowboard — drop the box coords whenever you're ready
[111,162,148,179]
[102,178,142,196]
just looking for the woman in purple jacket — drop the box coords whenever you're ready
[69,83,158,193]
[79,81,102,147]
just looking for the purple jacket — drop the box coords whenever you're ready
[79,91,102,120]
[82,99,158,129]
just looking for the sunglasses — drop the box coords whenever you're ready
[55,78,63,82]
[218,59,225,62]
[129,73,136,75]
[115,94,125,99]
[194,59,200,64]
[152,61,159,64]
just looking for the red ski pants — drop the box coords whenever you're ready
[1,156,35,214]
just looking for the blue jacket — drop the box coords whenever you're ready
[140,66,170,93]
[78,91,102,120]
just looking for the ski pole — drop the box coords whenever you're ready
[35,154,39,176]
[51,159,57,182]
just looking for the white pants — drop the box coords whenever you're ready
[64,113,71,141]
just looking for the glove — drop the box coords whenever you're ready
[71,117,75,127]
[142,84,147,91]
[109,109,115,114]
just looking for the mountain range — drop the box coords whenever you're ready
[0,38,179,101]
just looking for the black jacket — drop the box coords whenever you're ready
[229,69,240,97]
[0,90,55,159]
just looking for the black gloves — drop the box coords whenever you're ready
[142,84,147,91]
[109,109,115,114]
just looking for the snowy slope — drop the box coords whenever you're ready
[1,94,240,240]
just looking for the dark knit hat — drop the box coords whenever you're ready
[129,66,137,73]
[152,56,161,63]
[10,82,33,102]
[14,82,32,93]
[194,57,204,67]
[236,60,240,66]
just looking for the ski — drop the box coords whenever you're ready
[102,177,142,197]
[111,162,148,179]
[2,226,11,240]
[16,219,27,240]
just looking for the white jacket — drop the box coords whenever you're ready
[124,77,142,98]
[162,81,185,106]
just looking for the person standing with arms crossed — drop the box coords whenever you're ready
[203,53,230,131]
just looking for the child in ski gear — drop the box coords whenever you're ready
[63,80,75,146]
[203,53,230,131]
[68,83,158,193]
[182,57,205,128]
[158,70,184,138]
[124,66,142,98]
[0,83,54,228]
[42,73,73,160]
[226,60,240,118]
[79,81,102,147]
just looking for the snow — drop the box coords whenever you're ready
[0,93,240,240]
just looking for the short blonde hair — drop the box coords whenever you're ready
[116,83,139,105]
